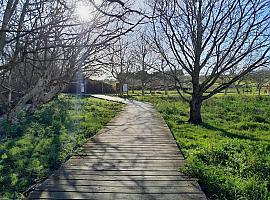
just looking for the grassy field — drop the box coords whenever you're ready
[132,94,270,200]
[0,95,122,199]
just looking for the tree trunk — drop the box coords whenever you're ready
[8,70,12,110]
[233,83,240,94]
[236,86,240,94]
[163,75,168,95]
[101,82,104,94]
[188,97,203,124]
[224,87,228,95]
[165,82,168,95]
[119,82,123,95]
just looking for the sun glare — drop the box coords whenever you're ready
[75,2,93,21]
[74,0,103,22]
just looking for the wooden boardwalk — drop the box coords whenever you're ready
[28,97,207,199]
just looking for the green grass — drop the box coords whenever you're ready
[132,94,270,200]
[0,95,122,199]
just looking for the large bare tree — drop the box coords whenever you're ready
[151,0,270,124]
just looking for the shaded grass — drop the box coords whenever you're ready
[133,94,270,200]
[0,95,122,199]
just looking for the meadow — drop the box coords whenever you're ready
[0,95,122,199]
[1,92,269,200]
[132,94,270,200]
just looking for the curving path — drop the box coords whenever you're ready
[28,95,207,200]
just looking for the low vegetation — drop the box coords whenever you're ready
[0,95,122,199]
[133,94,270,200]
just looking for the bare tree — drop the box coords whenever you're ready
[110,42,133,94]
[96,37,135,94]
[151,0,270,124]
[132,34,158,95]
[250,68,270,95]
[220,70,245,95]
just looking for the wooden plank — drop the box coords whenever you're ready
[71,156,182,160]
[53,170,182,176]
[84,144,178,147]
[65,161,184,168]
[48,175,196,181]
[89,140,176,143]
[71,158,184,161]
[92,139,175,142]
[62,166,185,171]
[42,180,199,187]
[76,149,181,153]
[94,135,173,137]
[86,151,179,154]
[34,185,203,193]
[84,144,179,147]
[83,144,176,147]
[73,153,182,156]
[70,158,182,162]
[80,146,179,150]
[68,158,185,163]
[29,192,207,200]
[79,150,181,153]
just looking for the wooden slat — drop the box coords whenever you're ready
[64,161,185,168]
[52,170,182,176]
[68,159,185,163]
[84,144,179,147]
[62,166,184,171]
[29,192,207,200]
[48,175,196,181]
[42,180,199,187]
[73,153,182,156]
[34,185,202,193]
